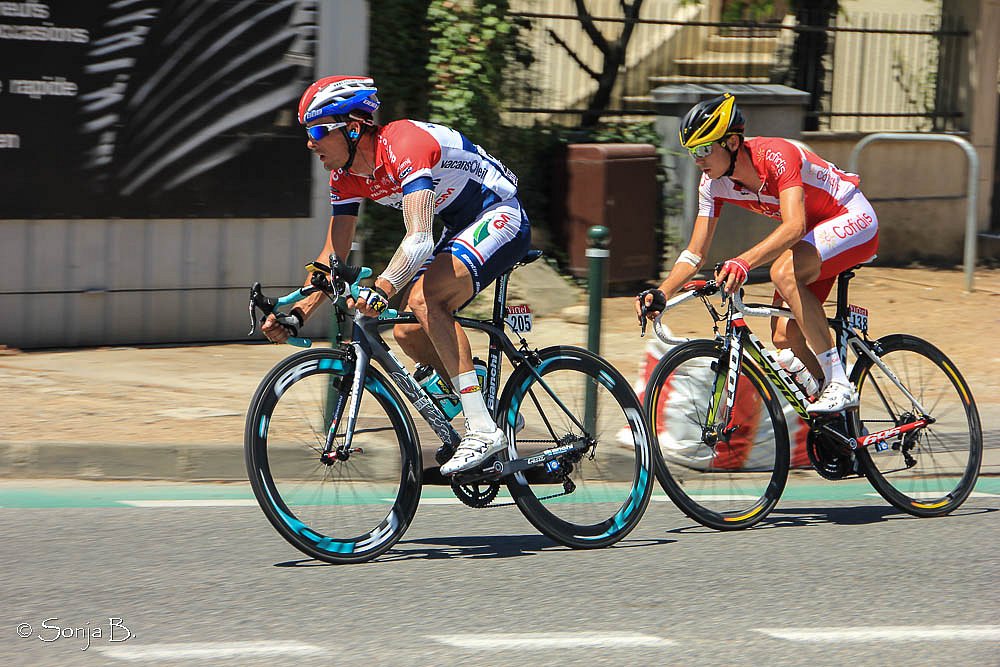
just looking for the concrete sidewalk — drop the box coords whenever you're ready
[1,266,997,481]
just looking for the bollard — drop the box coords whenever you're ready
[585,225,610,435]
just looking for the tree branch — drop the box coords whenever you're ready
[574,0,610,57]
[547,28,599,80]
[619,0,644,47]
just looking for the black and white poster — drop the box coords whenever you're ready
[0,0,317,218]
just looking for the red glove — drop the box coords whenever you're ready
[717,258,750,294]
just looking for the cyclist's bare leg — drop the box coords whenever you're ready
[403,254,476,380]
[392,284,448,372]
[769,242,831,380]
[770,306,822,381]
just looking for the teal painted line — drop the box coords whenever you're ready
[0,477,997,508]
[0,482,257,508]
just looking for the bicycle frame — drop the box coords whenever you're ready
[285,267,591,467]
[658,271,932,453]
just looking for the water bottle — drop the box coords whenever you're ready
[775,349,820,398]
[414,364,462,420]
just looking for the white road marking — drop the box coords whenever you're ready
[118,499,259,507]
[756,625,1000,642]
[429,632,674,649]
[96,641,324,660]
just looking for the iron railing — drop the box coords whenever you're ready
[503,8,968,132]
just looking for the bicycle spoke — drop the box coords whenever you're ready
[501,347,653,548]
[246,350,420,563]
[852,335,981,517]
[645,340,788,530]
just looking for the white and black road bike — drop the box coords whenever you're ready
[641,264,982,530]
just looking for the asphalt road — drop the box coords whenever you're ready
[1,480,998,667]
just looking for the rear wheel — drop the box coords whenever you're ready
[644,339,789,530]
[849,334,982,517]
[245,348,421,563]
[498,346,654,549]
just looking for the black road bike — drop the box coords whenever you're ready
[245,252,654,563]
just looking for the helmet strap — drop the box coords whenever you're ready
[722,136,744,178]
[338,125,361,172]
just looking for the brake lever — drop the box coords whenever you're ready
[247,282,277,336]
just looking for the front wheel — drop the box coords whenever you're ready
[849,334,982,517]
[245,347,422,564]
[644,339,790,530]
[498,346,654,549]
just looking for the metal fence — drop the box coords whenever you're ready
[503,7,969,133]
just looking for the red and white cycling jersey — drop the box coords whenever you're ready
[328,119,519,229]
[698,137,861,229]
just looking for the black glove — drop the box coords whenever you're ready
[637,288,667,314]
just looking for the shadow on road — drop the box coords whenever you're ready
[663,504,997,534]
[272,534,676,566]
[765,503,997,527]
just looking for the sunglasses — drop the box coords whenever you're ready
[306,121,348,141]
[687,141,717,159]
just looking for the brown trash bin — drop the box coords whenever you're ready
[564,143,659,285]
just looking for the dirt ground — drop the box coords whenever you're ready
[0,266,997,446]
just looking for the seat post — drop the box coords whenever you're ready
[834,269,855,322]
[491,271,510,328]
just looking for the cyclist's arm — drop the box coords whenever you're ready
[295,213,358,321]
[375,186,435,298]
[736,185,807,269]
[656,215,717,298]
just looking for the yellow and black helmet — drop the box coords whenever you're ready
[678,93,745,148]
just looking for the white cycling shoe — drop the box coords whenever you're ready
[440,424,508,475]
[807,380,860,415]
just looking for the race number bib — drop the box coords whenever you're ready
[848,304,868,333]
[505,304,533,333]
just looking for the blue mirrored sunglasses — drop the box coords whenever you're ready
[306,121,347,141]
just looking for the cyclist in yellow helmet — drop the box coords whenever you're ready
[637,93,880,414]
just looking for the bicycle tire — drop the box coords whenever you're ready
[645,339,790,530]
[497,346,654,549]
[245,347,422,564]
[849,334,982,517]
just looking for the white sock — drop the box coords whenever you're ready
[817,347,849,387]
[457,370,495,432]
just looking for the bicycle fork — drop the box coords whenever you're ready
[319,341,367,464]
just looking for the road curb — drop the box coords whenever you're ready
[0,442,643,483]
[0,442,250,481]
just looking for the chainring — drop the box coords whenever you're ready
[807,428,855,480]
[451,481,501,508]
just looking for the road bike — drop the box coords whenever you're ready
[244,252,654,563]
[641,264,982,530]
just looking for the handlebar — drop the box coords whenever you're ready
[643,278,792,346]
[248,254,399,348]
[643,280,717,345]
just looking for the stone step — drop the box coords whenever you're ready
[707,33,780,54]
[648,74,773,86]
[673,51,776,78]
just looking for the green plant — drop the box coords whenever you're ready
[426,1,526,148]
